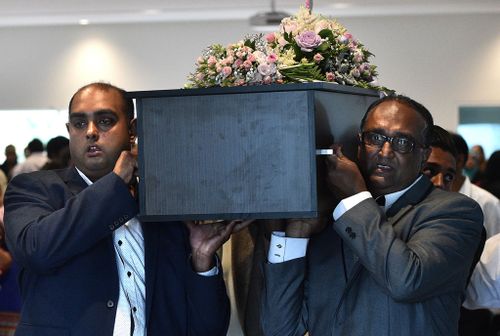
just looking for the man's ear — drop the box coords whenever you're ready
[129,118,137,143]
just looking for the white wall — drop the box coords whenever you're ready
[1,13,499,129]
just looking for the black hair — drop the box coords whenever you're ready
[485,150,500,181]
[360,94,434,146]
[27,138,44,153]
[450,133,469,161]
[68,82,134,122]
[429,126,458,160]
[46,136,69,160]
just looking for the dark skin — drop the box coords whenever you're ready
[285,101,431,238]
[67,85,252,272]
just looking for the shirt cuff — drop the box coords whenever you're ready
[196,255,220,277]
[267,231,309,264]
[333,191,372,221]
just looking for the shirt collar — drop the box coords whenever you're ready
[382,175,423,211]
[75,167,92,186]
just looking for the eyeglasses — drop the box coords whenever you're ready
[360,131,421,154]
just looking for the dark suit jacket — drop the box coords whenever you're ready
[4,167,230,336]
[261,176,484,336]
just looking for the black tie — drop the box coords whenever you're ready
[375,196,386,206]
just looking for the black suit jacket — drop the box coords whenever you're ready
[4,167,230,336]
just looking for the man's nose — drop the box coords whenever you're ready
[86,121,99,140]
[378,141,394,157]
[431,173,445,189]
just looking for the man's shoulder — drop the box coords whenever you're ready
[468,183,500,205]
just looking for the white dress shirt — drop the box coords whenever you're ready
[268,176,422,263]
[76,169,218,335]
[464,233,500,309]
[459,176,500,238]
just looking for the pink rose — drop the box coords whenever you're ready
[222,66,232,77]
[277,37,288,47]
[265,33,276,43]
[207,56,217,66]
[326,72,335,82]
[233,59,243,68]
[295,31,323,52]
[266,53,277,63]
[243,60,253,70]
[313,53,324,63]
[247,53,256,63]
[257,63,276,76]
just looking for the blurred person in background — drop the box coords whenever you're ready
[0,146,17,181]
[11,139,47,177]
[464,145,487,185]
[41,136,71,170]
[482,150,500,199]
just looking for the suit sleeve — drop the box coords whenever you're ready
[260,258,308,336]
[334,194,484,302]
[185,265,231,336]
[4,172,138,273]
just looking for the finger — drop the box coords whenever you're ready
[335,145,344,158]
[231,219,255,233]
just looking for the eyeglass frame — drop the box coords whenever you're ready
[359,131,425,154]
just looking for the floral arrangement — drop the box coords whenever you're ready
[186,6,383,90]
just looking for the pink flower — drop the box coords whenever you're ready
[266,53,278,63]
[313,53,324,63]
[233,58,243,68]
[263,75,272,84]
[207,56,217,66]
[222,66,232,77]
[353,52,363,64]
[265,33,276,43]
[243,60,253,70]
[295,31,323,52]
[257,63,276,76]
[351,68,360,78]
[197,56,205,65]
[283,22,298,34]
[277,37,288,47]
[247,53,256,63]
[196,73,205,81]
[326,72,335,82]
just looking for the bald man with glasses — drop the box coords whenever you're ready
[261,95,484,336]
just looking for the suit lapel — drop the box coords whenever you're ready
[60,166,88,195]
[342,176,435,297]
[386,175,434,218]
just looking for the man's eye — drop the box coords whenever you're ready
[72,120,87,129]
[98,118,114,126]
[395,137,410,146]
[371,133,385,143]
[444,174,455,183]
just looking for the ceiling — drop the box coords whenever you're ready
[1,0,499,27]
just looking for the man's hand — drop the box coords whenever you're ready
[185,219,254,272]
[113,149,138,194]
[325,145,367,199]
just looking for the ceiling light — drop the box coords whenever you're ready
[79,19,89,25]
